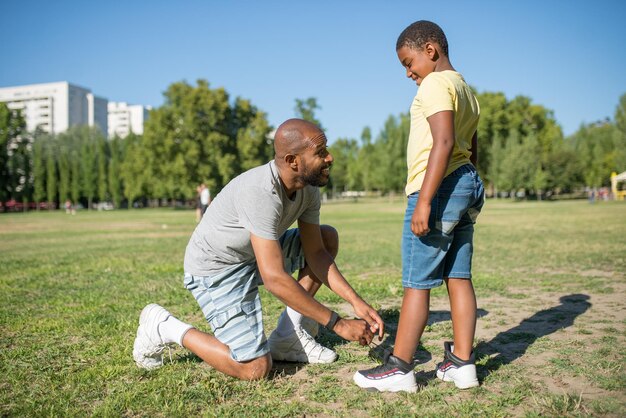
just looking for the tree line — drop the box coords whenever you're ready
[1,80,625,210]
[328,91,626,199]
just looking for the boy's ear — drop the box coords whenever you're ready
[425,42,439,60]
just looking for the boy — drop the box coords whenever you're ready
[353,20,484,392]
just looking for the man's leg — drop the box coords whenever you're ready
[270,225,339,363]
[182,329,272,380]
[274,224,338,333]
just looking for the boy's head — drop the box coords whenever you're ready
[396,20,448,57]
[396,20,450,85]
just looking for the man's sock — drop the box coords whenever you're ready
[158,316,194,346]
[274,307,303,337]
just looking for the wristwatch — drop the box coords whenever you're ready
[325,311,341,331]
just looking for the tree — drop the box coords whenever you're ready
[108,136,124,208]
[45,139,57,208]
[32,133,47,207]
[294,97,324,130]
[0,104,28,202]
[329,138,359,194]
[120,132,147,207]
[140,79,272,203]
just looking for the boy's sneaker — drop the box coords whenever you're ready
[132,304,175,370]
[269,326,337,363]
[436,341,479,389]
[353,353,418,393]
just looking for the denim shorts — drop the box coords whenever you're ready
[183,228,305,362]
[402,164,484,289]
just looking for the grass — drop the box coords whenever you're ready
[1,199,625,417]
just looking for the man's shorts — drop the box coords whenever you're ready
[402,164,485,289]
[183,228,305,362]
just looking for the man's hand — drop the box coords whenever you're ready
[333,318,375,346]
[351,299,385,341]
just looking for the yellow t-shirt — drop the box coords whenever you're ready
[405,70,480,195]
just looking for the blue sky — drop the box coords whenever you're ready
[1,0,625,142]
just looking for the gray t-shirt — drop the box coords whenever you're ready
[184,160,321,276]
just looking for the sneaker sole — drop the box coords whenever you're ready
[270,350,337,364]
[436,369,479,389]
[353,372,418,393]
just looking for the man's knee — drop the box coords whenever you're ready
[238,353,273,380]
[320,224,339,257]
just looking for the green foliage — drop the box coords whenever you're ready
[0,103,29,203]
[294,97,324,130]
[141,80,272,201]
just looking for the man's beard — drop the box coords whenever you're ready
[301,163,330,187]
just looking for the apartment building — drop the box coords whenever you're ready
[107,101,151,138]
[0,81,108,135]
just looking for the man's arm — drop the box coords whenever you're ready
[297,220,384,339]
[250,233,377,344]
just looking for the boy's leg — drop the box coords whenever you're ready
[445,277,476,361]
[392,288,430,364]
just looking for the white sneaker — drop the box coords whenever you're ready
[436,341,479,389]
[133,304,174,370]
[269,326,337,363]
[353,353,417,393]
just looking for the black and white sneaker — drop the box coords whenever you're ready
[353,353,418,393]
[436,341,479,389]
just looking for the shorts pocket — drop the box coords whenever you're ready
[435,190,473,235]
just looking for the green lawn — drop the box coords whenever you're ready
[1,199,625,417]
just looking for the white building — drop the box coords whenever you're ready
[107,101,151,138]
[0,81,108,136]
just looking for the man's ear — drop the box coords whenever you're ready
[285,154,298,169]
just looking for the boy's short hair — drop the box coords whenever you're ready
[396,20,449,57]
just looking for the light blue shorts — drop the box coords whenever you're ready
[402,164,484,289]
[183,228,305,362]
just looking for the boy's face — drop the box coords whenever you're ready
[397,45,434,86]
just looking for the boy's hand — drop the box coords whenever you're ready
[411,201,431,236]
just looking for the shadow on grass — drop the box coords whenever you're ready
[475,293,591,380]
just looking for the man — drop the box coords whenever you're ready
[133,118,384,380]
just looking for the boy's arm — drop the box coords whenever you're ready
[412,110,455,236]
[470,130,478,167]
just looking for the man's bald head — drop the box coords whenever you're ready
[274,118,325,160]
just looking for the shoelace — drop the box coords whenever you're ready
[296,329,326,357]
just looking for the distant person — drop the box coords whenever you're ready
[133,118,384,380]
[200,183,211,215]
[353,20,485,392]
[195,185,203,222]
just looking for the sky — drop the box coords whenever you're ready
[1,0,625,142]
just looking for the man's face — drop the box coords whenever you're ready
[299,131,333,187]
[397,45,433,86]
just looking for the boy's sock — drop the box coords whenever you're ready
[158,316,194,346]
[274,307,303,337]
